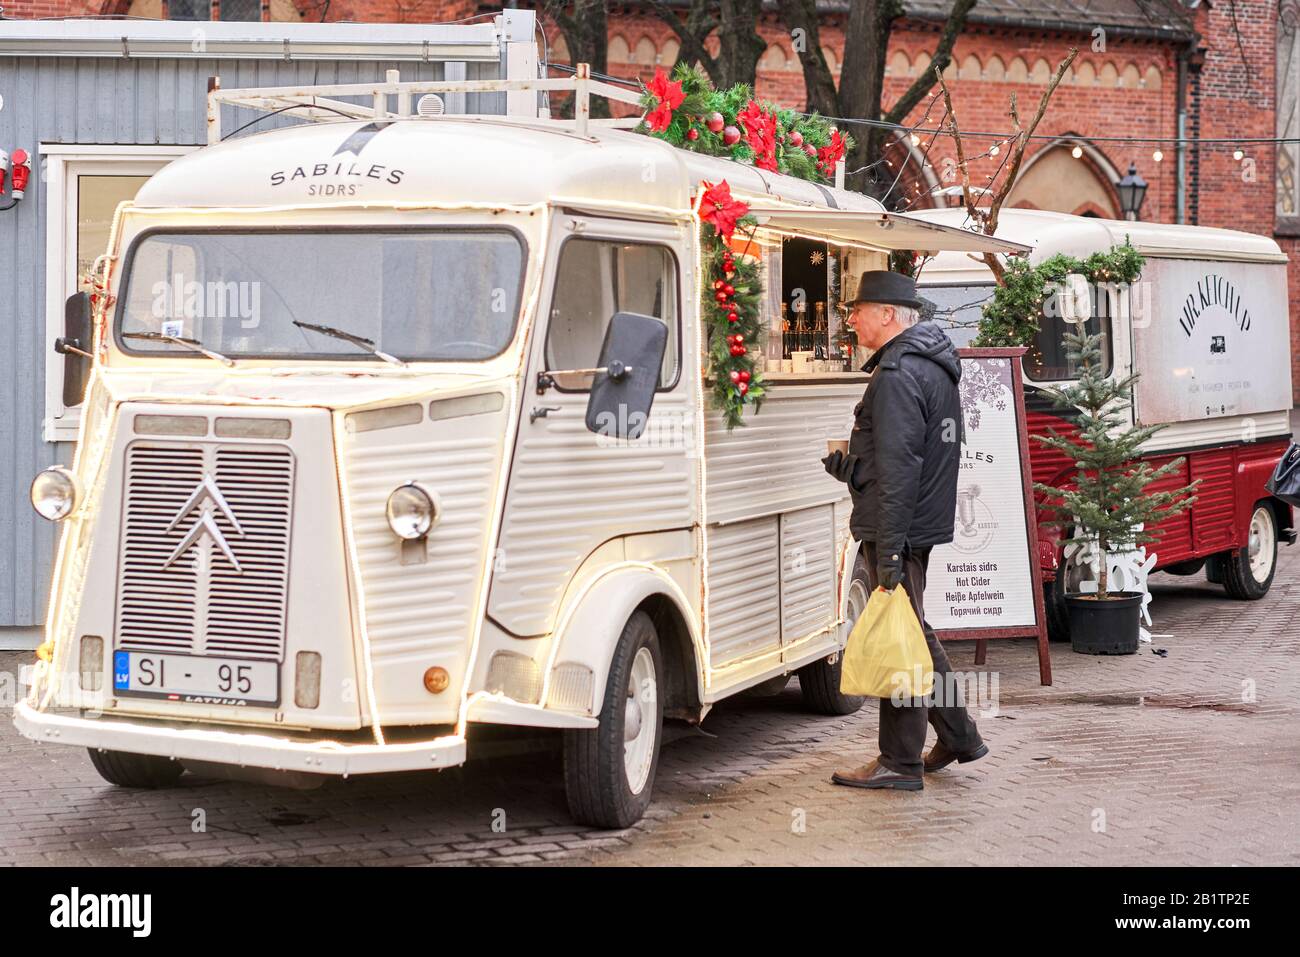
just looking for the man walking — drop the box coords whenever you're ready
[822,270,987,792]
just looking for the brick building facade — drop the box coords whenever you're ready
[1,0,1296,397]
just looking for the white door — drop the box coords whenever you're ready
[487,214,698,638]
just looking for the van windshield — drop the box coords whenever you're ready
[115,228,526,362]
[922,281,1113,381]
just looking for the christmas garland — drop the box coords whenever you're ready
[975,242,1145,347]
[638,66,852,427]
[639,64,851,184]
[699,180,765,429]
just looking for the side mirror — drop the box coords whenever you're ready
[56,292,92,408]
[584,312,669,440]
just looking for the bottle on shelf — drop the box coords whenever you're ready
[813,301,827,360]
[780,302,792,359]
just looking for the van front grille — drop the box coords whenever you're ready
[115,441,294,662]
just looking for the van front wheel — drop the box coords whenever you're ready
[563,611,663,829]
[87,749,183,789]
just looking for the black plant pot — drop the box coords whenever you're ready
[1063,591,1142,655]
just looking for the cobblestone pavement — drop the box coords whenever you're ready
[2,548,1298,867]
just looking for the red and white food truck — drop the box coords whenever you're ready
[916,208,1296,640]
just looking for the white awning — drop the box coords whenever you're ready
[744,204,1032,256]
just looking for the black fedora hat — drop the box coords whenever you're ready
[843,270,924,310]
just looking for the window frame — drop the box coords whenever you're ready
[1022,289,1115,384]
[541,232,684,394]
[111,223,530,364]
[41,145,197,444]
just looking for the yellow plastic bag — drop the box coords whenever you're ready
[839,585,935,699]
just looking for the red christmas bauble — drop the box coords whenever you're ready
[729,370,741,383]
[715,291,728,303]
[713,279,725,291]
[733,334,744,344]
[729,345,742,356]
[804,144,816,158]
[788,131,803,148]
[723,284,735,296]
[727,312,738,323]
[686,128,699,141]
[723,125,741,146]
[706,112,725,133]
[738,370,751,383]
[737,381,749,395]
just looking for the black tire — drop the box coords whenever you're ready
[798,555,869,716]
[563,611,663,829]
[87,748,184,789]
[1221,502,1278,600]
[1044,574,1071,643]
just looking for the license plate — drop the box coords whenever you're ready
[113,651,280,707]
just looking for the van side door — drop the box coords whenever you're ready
[487,214,698,638]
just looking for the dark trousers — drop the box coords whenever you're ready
[861,541,983,777]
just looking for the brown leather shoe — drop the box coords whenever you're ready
[923,740,989,773]
[831,759,923,791]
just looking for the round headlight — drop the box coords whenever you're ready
[30,466,80,521]
[386,483,437,540]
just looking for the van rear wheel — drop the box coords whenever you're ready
[87,749,183,789]
[798,555,869,716]
[562,611,663,829]
[1220,503,1277,600]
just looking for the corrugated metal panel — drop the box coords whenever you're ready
[779,505,836,641]
[705,516,780,667]
[704,384,857,525]
[0,51,505,626]
[488,389,696,637]
[341,399,508,725]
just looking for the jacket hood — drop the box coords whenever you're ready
[863,321,961,384]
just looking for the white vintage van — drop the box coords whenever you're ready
[17,73,1022,827]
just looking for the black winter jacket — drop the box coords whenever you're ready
[846,321,964,557]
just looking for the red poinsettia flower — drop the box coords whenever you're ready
[644,66,685,132]
[698,179,749,242]
[817,128,846,175]
[737,100,778,172]
[646,100,675,133]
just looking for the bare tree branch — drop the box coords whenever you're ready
[935,47,1077,282]
[882,0,977,126]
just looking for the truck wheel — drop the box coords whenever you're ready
[798,555,869,716]
[87,749,183,789]
[1221,502,1277,600]
[1044,576,1070,643]
[563,611,663,829]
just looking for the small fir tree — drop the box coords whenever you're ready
[1033,323,1199,598]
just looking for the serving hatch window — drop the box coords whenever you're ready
[115,229,526,362]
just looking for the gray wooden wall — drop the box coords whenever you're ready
[0,53,504,629]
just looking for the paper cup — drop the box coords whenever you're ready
[827,440,849,456]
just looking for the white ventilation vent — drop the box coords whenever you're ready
[416,94,445,117]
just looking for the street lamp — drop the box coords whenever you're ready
[1116,163,1148,221]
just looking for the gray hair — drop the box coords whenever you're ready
[891,304,921,328]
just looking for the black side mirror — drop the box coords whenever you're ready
[585,312,669,440]
[56,292,92,408]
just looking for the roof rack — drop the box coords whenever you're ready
[205,63,646,145]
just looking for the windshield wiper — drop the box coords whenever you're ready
[292,320,407,368]
[121,331,234,367]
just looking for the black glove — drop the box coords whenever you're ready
[821,449,858,485]
[876,554,904,591]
